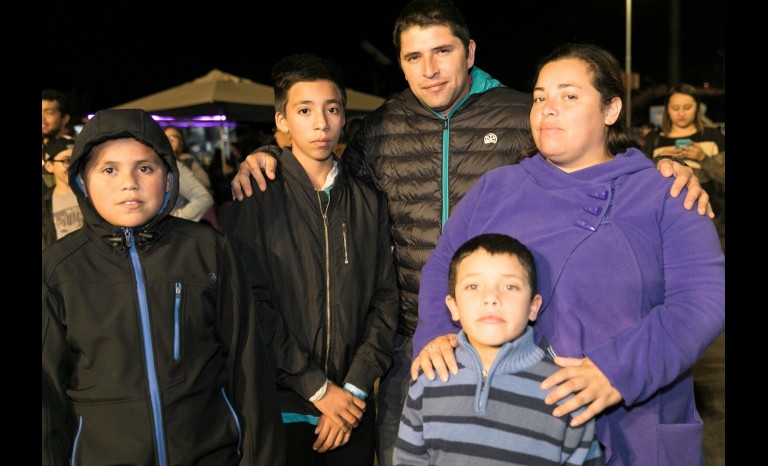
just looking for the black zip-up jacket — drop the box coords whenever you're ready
[223,149,399,416]
[343,67,533,337]
[42,109,286,466]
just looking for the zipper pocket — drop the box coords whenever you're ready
[221,387,243,456]
[173,282,181,360]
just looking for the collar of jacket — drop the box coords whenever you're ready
[278,147,348,192]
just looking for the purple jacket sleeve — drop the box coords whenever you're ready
[586,193,725,405]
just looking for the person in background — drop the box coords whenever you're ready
[230,2,710,464]
[413,43,724,465]
[643,83,725,248]
[164,126,212,192]
[42,136,82,249]
[395,233,604,465]
[42,89,75,190]
[172,162,215,222]
[163,126,218,227]
[42,108,286,465]
[224,53,398,465]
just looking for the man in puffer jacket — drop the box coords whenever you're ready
[42,108,286,466]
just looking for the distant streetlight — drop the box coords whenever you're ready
[625,0,632,128]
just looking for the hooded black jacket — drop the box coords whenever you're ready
[223,148,399,416]
[42,109,286,466]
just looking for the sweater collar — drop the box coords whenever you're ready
[456,325,543,375]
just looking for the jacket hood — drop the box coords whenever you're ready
[68,109,180,248]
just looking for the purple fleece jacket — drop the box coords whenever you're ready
[414,148,725,466]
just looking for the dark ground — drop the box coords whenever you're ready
[695,332,726,466]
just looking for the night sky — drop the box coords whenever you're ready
[44,0,725,122]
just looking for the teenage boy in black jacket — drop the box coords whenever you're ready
[224,54,399,466]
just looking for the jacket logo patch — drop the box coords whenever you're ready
[483,133,498,144]
[207,273,217,286]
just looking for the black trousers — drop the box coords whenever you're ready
[283,404,375,466]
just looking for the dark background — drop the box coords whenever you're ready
[44,0,725,124]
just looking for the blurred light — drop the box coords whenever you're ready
[85,114,236,128]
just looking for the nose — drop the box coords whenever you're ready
[120,171,140,190]
[541,97,557,117]
[314,112,330,132]
[482,292,499,306]
[422,56,438,79]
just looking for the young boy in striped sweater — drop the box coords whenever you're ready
[395,233,603,465]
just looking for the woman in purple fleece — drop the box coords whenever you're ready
[410,43,725,466]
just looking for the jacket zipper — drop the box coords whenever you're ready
[173,282,181,360]
[342,221,349,264]
[126,228,169,466]
[317,191,332,373]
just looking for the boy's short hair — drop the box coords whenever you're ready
[447,233,537,296]
[392,0,471,58]
[271,53,347,115]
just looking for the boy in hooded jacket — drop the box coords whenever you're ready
[42,108,286,466]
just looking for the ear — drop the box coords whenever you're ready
[466,39,476,70]
[445,295,460,322]
[604,96,622,126]
[275,112,289,133]
[43,161,55,174]
[528,293,543,322]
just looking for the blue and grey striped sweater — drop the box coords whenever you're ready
[394,326,603,465]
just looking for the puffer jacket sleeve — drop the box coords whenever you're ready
[216,234,287,465]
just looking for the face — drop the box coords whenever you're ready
[164,128,183,156]
[42,99,69,139]
[667,93,697,130]
[530,58,620,172]
[44,149,73,186]
[398,25,475,116]
[84,138,170,228]
[446,249,542,356]
[275,80,344,167]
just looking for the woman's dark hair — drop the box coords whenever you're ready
[525,43,643,157]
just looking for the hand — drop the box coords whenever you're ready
[676,142,706,162]
[410,334,459,382]
[656,158,714,218]
[230,152,278,200]
[313,414,352,452]
[540,356,623,427]
[312,382,365,434]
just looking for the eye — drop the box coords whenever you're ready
[103,167,115,174]
[328,107,340,114]
[298,108,310,115]
[565,94,577,101]
[533,96,545,103]
[138,165,154,173]
[465,284,478,290]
